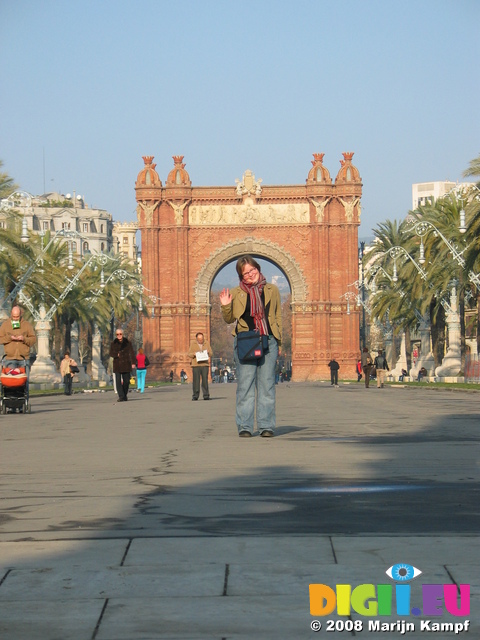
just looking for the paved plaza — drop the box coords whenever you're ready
[0,381,479,639]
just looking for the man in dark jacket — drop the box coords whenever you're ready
[328,357,340,387]
[109,328,136,402]
[374,349,389,388]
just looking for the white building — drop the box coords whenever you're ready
[0,191,138,262]
[412,181,474,209]
[113,221,139,263]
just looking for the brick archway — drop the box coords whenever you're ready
[136,153,362,381]
[194,237,307,306]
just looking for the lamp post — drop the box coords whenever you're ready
[359,241,366,348]
[0,190,37,243]
[407,219,480,292]
[386,245,460,378]
[18,252,124,384]
[0,229,84,314]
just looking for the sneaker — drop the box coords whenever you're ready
[260,430,274,437]
[239,430,252,438]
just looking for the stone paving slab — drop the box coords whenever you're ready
[0,565,226,600]
[0,539,129,573]
[331,535,480,566]
[125,535,335,565]
[0,599,104,640]
[94,595,315,640]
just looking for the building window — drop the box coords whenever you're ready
[123,237,129,245]
[62,222,70,230]
[83,223,89,233]
[0,221,6,229]
[100,224,104,233]
[71,242,77,254]
[43,221,49,231]
[101,242,105,252]
[83,241,89,253]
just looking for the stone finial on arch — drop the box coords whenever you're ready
[194,237,308,305]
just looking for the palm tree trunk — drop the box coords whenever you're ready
[405,325,412,371]
[430,301,446,367]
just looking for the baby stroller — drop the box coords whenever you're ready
[0,357,31,414]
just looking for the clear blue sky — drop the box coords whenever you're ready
[1,0,479,238]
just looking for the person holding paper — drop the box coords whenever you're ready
[187,332,213,401]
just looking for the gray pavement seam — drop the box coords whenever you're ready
[222,564,230,596]
[91,597,109,640]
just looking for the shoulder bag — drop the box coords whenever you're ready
[237,331,269,361]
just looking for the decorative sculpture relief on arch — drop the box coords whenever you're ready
[194,237,308,306]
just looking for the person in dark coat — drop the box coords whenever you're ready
[109,328,136,402]
[361,347,373,388]
[328,357,340,386]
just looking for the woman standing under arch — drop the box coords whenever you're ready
[219,255,282,438]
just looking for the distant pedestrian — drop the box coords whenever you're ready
[188,332,213,400]
[60,351,78,396]
[361,347,373,388]
[180,368,187,383]
[169,370,174,383]
[374,349,389,388]
[328,357,340,386]
[109,328,135,402]
[399,368,408,382]
[356,359,363,382]
[135,347,150,393]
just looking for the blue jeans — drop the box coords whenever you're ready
[233,335,278,434]
[137,368,146,392]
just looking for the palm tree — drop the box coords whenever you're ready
[366,219,421,368]
[0,161,18,200]
[462,154,480,354]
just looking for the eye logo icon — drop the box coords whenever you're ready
[310,562,470,618]
[386,563,422,582]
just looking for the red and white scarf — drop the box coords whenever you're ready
[240,273,268,335]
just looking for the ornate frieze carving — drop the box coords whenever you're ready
[309,197,331,223]
[188,203,309,226]
[137,200,160,225]
[337,196,360,222]
[167,200,190,225]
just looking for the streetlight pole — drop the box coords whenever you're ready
[407,219,480,292]
[359,241,366,348]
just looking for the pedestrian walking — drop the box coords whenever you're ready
[109,328,135,402]
[328,357,340,386]
[135,347,149,393]
[60,351,78,396]
[356,359,363,382]
[361,347,373,388]
[187,332,213,400]
[220,255,282,438]
[169,370,174,383]
[374,349,389,388]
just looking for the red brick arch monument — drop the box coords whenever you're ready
[136,152,362,381]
